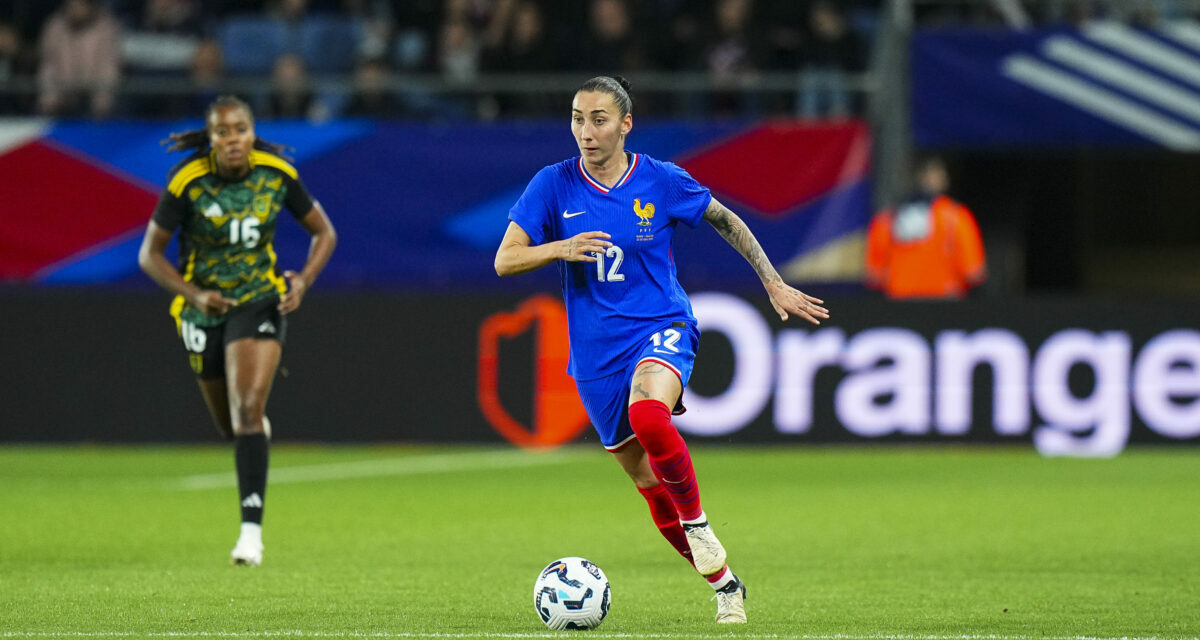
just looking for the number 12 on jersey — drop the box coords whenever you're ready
[593,245,625,283]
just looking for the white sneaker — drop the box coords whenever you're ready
[683,520,727,576]
[230,523,263,566]
[713,575,747,624]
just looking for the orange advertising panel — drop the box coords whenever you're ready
[478,295,591,448]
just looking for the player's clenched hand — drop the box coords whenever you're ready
[278,270,308,315]
[559,231,612,262]
[765,281,828,324]
[192,290,237,317]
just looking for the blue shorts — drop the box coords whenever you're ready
[574,322,699,451]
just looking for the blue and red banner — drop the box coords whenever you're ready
[0,118,870,291]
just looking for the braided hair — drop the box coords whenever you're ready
[163,95,291,176]
[576,75,634,119]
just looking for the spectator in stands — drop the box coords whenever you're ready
[865,155,987,300]
[481,0,554,117]
[386,0,440,72]
[266,52,319,119]
[578,0,649,73]
[798,1,865,120]
[0,21,36,114]
[342,56,399,117]
[134,35,223,119]
[134,0,203,37]
[268,0,311,24]
[187,38,226,111]
[124,0,204,117]
[37,0,123,119]
[699,0,762,117]
[437,15,480,85]
[649,1,703,72]
[433,15,480,118]
[340,0,394,62]
[484,0,547,73]
[760,2,805,70]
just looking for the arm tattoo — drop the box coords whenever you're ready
[703,199,783,285]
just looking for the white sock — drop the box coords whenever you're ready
[707,566,735,591]
[680,511,708,527]
[239,522,262,545]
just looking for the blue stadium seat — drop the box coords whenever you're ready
[217,17,290,75]
[299,17,365,74]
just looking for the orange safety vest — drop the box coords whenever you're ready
[865,195,986,299]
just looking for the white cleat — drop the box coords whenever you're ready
[683,520,727,576]
[713,575,747,624]
[230,538,263,566]
[231,524,263,567]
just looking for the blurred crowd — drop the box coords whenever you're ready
[0,0,878,120]
[0,0,1193,121]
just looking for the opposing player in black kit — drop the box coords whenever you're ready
[138,95,337,566]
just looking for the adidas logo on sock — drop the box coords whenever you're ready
[241,493,263,508]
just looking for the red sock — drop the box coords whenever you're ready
[705,566,732,587]
[629,399,703,522]
[637,484,694,566]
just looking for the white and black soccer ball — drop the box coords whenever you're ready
[532,557,611,630]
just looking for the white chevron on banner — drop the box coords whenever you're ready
[1160,20,1200,53]
[0,118,49,154]
[1083,20,1200,88]
[1001,54,1200,150]
[1043,36,1200,123]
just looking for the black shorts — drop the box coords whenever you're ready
[176,297,288,380]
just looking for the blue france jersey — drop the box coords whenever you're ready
[509,152,711,380]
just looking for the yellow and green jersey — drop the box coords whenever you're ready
[151,149,315,327]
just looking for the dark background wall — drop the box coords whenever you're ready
[0,288,505,444]
[5,288,1199,454]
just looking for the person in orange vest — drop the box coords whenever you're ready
[865,155,986,299]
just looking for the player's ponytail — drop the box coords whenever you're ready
[162,95,292,175]
[578,75,634,119]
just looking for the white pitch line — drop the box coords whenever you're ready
[0,629,1195,633]
[175,448,590,491]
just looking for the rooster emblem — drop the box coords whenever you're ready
[634,198,655,226]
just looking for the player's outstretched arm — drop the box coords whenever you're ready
[702,197,829,325]
[495,221,612,276]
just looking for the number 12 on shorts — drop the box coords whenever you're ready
[651,329,681,353]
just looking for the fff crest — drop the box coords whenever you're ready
[633,198,655,226]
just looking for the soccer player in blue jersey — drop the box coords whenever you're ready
[495,76,829,623]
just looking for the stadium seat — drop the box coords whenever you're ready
[299,17,365,74]
[217,17,290,76]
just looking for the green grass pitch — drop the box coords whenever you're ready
[0,444,1197,639]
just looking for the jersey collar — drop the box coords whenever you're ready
[577,152,639,194]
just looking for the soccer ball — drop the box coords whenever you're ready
[532,557,611,630]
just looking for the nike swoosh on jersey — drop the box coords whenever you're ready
[562,210,587,218]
